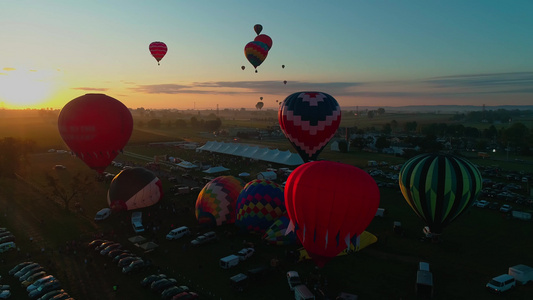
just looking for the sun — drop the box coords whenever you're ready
[0,68,58,108]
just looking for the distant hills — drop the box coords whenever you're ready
[344,105,533,113]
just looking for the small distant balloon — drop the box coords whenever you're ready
[283,80,287,85]
[149,41,167,65]
[282,65,285,69]
[241,66,245,70]
[254,24,263,35]
[260,97,263,101]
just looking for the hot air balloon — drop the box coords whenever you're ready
[58,94,133,173]
[195,176,245,226]
[107,167,163,211]
[278,92,341,162]
[398,153,482,240]
[283,80,287,85]
[260,97,263,101]
[241,66,245,70]
[285,161,380,267]
[263,215,298,246]
[256,102,264,110]
[254,24,263,35]
[282,64,285,69]
[235,179,286,234]
[254,34,273,50]
[244,41,269,72]
[149,41,167,65]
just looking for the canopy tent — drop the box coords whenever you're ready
[176,161,198,169]
[128,235,147,244]
[203,166,230,174]
[138,241,159,251]
[196,141,304,166]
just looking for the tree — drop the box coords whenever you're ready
[147,119,162,128]
[44,172,95,211]
[404,121,417,132]
[367,111,375,119]
[0,137,35,178]
[175,119,187,128]
[377,108,385,115]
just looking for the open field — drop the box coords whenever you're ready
[1,109,533,299]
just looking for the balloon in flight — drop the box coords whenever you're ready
[284,161,380,267]
[107,167,163,211]
[254,34,273,50]
[58,94,133,173]
[149,41,167,65]
[241,66,245,70]
[244,41,269,72]
[398,153,482,237]
[278,92,341,162]
[253,24,263,35]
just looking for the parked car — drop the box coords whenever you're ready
[28,280,61,299]
[166,226,190,240]
[0,241,16,253]
[122,259,150,274]
[14,263,40,279]
[21,271,47,288]
[499,204,513,213]
[140,274,167,287]
[107,249,129,259]
[190,231,217,246]
[161,285,189,300]
[37,289,66,300]
[118,256,142,268]
[0,235,16,244]
[95,241,115,251]
[172,291,199,300]
[27,275,55,292]
[19,266,45,282]
[9,262,33,276]
[113,252,135,263]
[489,202,500,210]
[476,200,489,208]
[87,239,109,249]
[151,278,177,294]
[0,290,10,300]
[100,243,121,256]
[287,271,302,291]
[236,248,255,261]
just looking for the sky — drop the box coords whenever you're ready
[1,0,532,110]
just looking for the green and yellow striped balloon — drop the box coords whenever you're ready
[399,153,482,235]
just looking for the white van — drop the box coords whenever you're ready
[287,271,302,291]
[94,208,112,221]
[166,226,190,240]
[0,241,16,253]
[294,285,315,300]
[220,255,240,269]
[486,274,516,293]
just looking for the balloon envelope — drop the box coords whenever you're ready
[149,41,167,65]
[253,24,263,35]
[244,41,269,69]
[236,179,286,234]
[195,176,245,226]
[398,153,482,235]
[254,34,273,50]
[263,215,298,246]
[285,161,380,267]
[107,167,163,211]
[278,92,341,162]
[58,94,133,173]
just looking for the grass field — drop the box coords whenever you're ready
[1,109,533,299]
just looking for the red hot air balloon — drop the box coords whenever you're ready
[149,41,167,65]
[285,161,380,267]
[254,34,273,50]
[58,94,133,173]
[278,92,341,162]
[254,24,263,35]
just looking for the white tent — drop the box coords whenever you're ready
[176,161,198,169]
[196,141,304,166]
[203,166,230,174]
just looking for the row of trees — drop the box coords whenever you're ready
[138,117,222,132]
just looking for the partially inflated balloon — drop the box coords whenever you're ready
[58,94,133,173]
[285,161,380,267]
[236,179,286,234]
[254,24,263,35]
[399,153,482,236]
[263,215,298,246]
[107,167,163,211]
[244,41,269,71]
[195,176,245,226]
[254,34,273,50]
[149,41,167,65]
[278,92,341,162]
